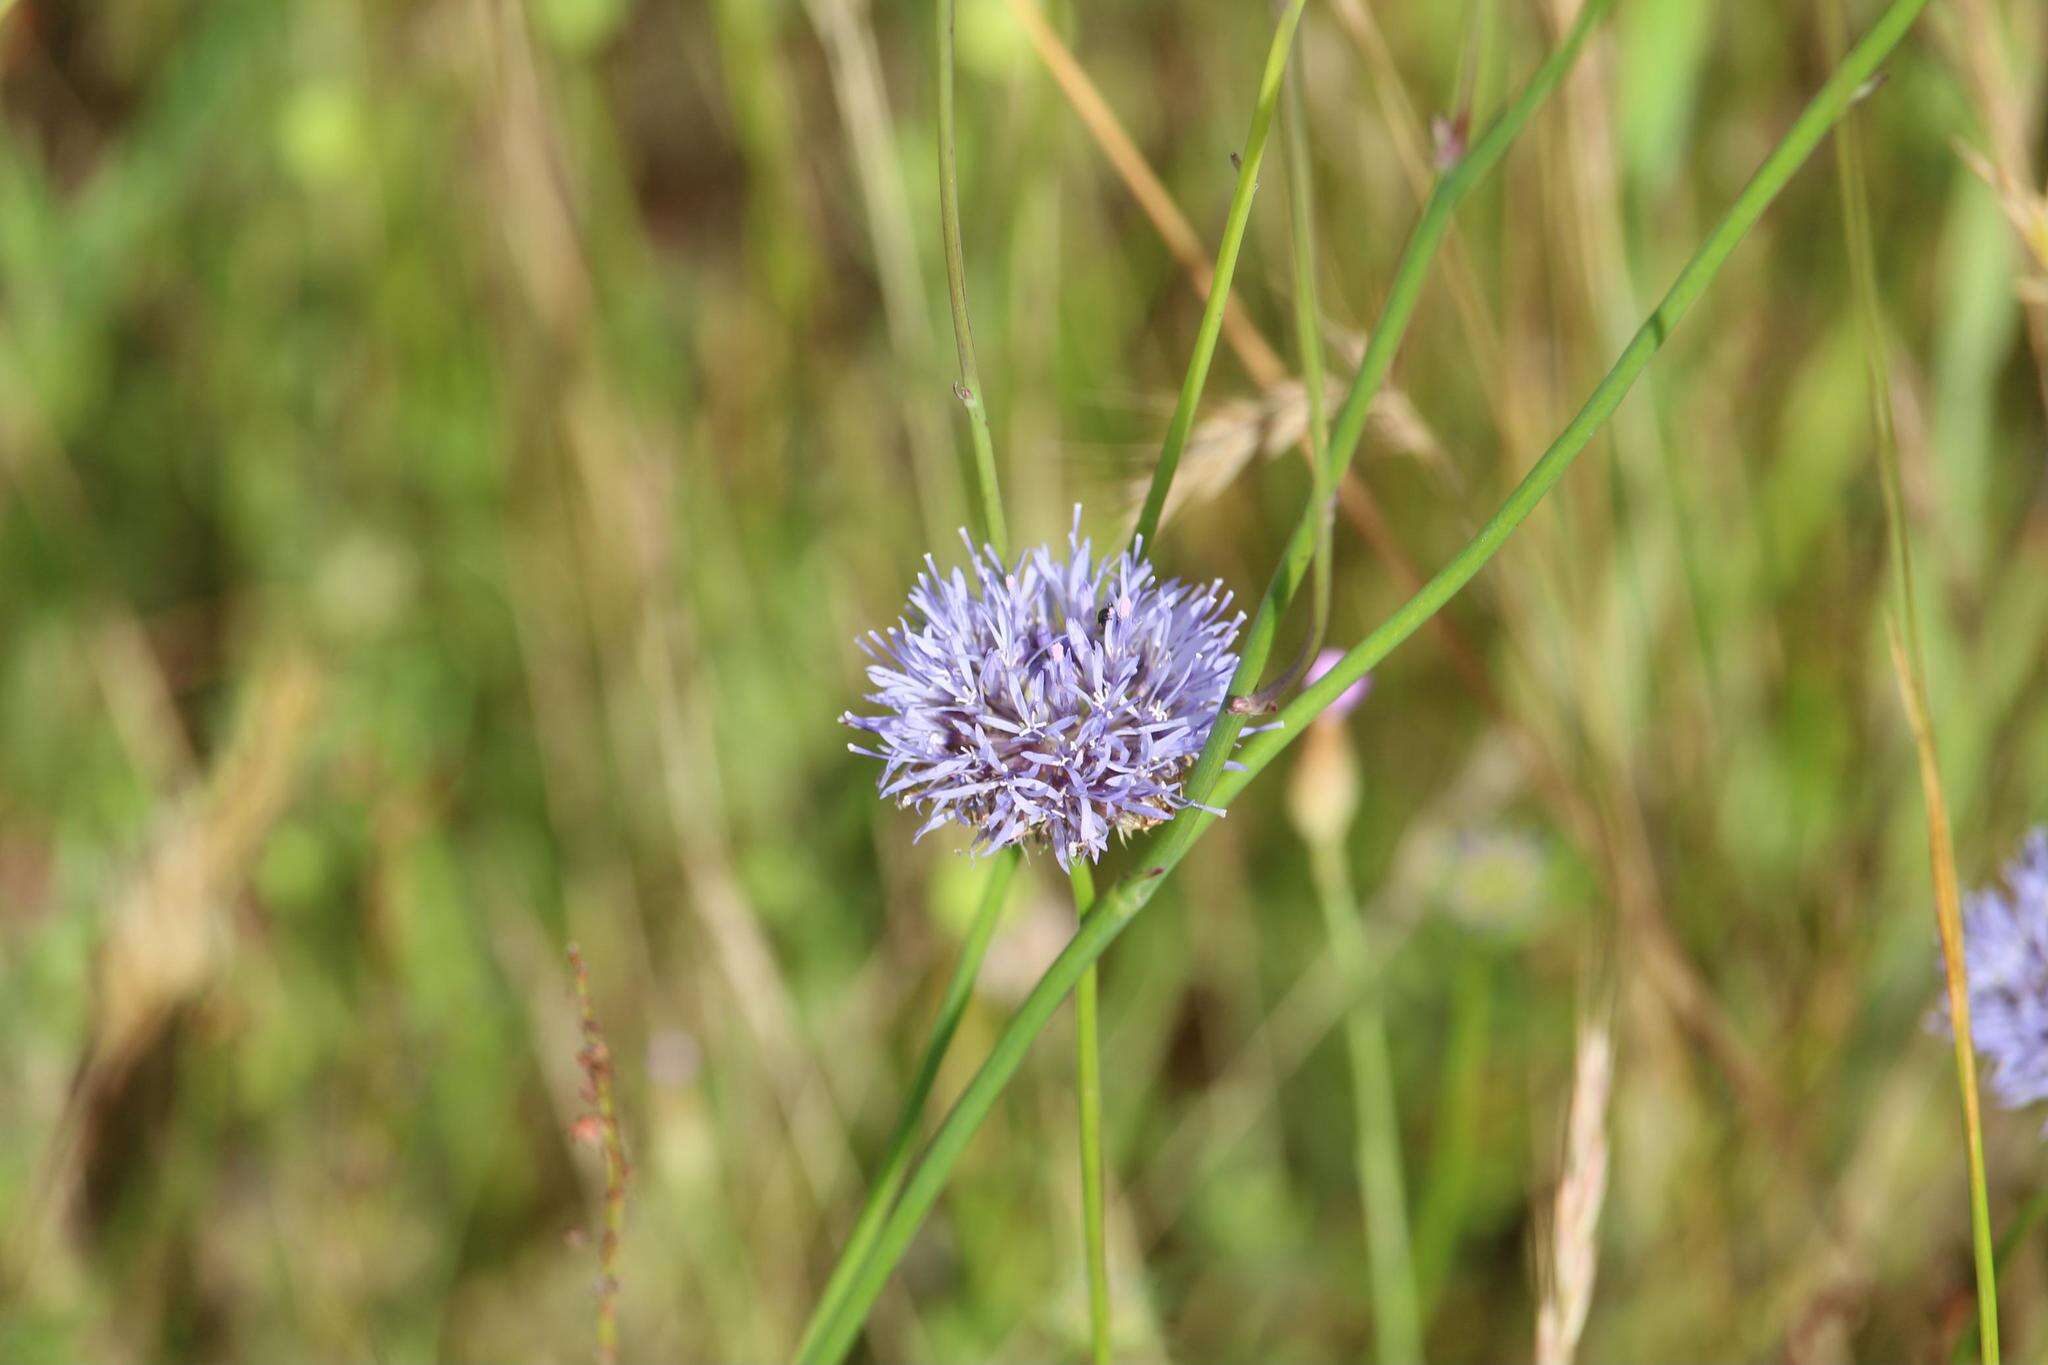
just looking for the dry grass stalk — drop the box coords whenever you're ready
[6,651,321,1292]
[1885,615,2001,1359]
[89,651,323,1097]
[568,943,630,1365]
[1952,138,2048,298]
[1944,0,2048,412]
[1536,1011,1614,1365]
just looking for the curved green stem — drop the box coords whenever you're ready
[796,2,1936,1355]
[1070,859,1110,1364]
[1128,0,1309,551]
[937,0,1007,557]
[792,848,1019,1361]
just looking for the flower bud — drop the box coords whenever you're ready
[1286,719,1360,847]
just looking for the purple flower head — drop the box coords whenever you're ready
[1941,828,2048,1113]
[1306,648,1372,723]
[843,513,1245,869]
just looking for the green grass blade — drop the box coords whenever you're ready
[937,0,1008,557]
[1411,955,1491,1311]
[1310,838,1423,1364]
[1283,55,1334,670]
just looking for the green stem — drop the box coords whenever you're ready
[791,849,1019,1361]
[800,2,1935,1357]
[937,0,1008,558]
[1820,0,1916,656]
[1310,839,1423,1365]
[1128,0,1309,552]
[1411,954,1489,1312]
[1071,859,1110,1364]
[1282,55,1333,664]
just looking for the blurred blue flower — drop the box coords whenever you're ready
[843,515,1243,869]
[1947,828,2048,1111]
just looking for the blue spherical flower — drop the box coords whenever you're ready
[1947,828,2048,1111]
[842,517,1244,869]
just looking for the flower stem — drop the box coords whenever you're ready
[937,0,1007,558]
[1070,859,1111,1364]
[1309,839,1423,1365]
[791,848,1019,1362]
[1128,0,1309,552]
[800,2,1936,1356]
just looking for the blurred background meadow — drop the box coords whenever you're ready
[1,0,2046,1360]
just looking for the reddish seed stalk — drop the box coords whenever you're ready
[569,943,628,1365]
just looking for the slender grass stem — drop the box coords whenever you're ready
[1282,57,1333,665]
[791,848,1019,1361]
[1128,0,1309,552]
[1309,839,1423,1365]
[1070,859,1110,1364]
[568,945,627,1365]
[1825,4,1998,1354]
[1279,487,1414,1358]
[937,0,1007,557]
[1412,955,1489,1311]
[801,4,1934,1357]
[1891,627,2000,1365]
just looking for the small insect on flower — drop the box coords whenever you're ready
[842,512,1245,869]
[1940,827,2048,1114]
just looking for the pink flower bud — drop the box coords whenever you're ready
[1306,649,1371,723]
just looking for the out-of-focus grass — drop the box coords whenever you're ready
[0,0,2044,1360]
